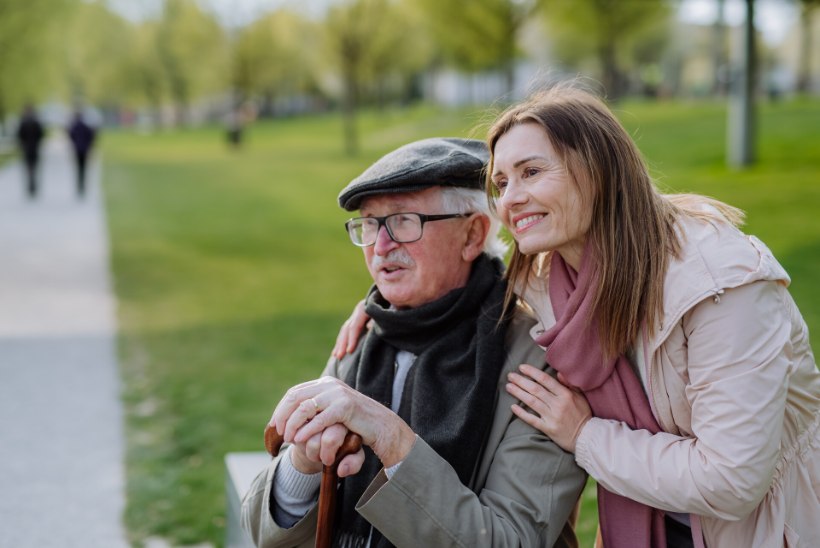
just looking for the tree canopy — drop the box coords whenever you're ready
[540,0,673,98]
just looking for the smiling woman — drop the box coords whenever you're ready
[485,83,820,548]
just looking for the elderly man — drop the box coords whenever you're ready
[241,138,585,547]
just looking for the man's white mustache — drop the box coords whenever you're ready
[371,249,415,269]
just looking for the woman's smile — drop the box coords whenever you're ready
[513,213,546,232]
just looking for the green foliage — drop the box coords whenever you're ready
[61,0,133,104]
[156,0,228,123]
[125,21,167,112]
[232,10,319,101]
[540,0,674,96]
[323,0,399,97]
[322,0,434,153]
[355,0,432,101]
[104,100,819,547]
[0,0,70,116]
[414,0,536,87]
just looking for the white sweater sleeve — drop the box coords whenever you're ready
[271,448,321,528]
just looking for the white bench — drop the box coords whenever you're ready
[224,452,272,548]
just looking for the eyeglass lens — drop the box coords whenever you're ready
[350,213,423,246]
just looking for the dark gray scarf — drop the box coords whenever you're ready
[335,254,511,548]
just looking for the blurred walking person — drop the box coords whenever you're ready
[16,104,45,199]
[67,110,97,198]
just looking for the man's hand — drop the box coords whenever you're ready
[287,423,363,475]
[271,377,416,474]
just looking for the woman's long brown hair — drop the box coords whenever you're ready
[486,83,742,358]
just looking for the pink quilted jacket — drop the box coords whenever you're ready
[523,215,820,547]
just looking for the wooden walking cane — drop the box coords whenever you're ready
[265,424,363,548]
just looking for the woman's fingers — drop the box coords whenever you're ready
[332,318,354,359]
[506,364,594,453]
[508,370,551,397]
[332,300,370,358]
[518,363,567,393]
[507,364,568,408]
[510,402,544,431]
[506,377,550,416]
[347,301,369,354]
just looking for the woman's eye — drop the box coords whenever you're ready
[523,167,539,178]
[494,180,507,194]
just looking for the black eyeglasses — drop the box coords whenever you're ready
[345,212,472,247]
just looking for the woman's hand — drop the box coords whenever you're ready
[506,363,592,453]
[332,300,371,359]
[270,377,415,474]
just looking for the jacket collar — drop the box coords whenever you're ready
[651,216,789,349]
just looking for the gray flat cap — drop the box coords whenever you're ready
[338,137,489,211]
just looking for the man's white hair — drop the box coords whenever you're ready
[438,187,508,260]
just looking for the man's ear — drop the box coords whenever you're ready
[462,214,490,262]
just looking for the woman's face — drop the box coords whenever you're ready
[491,122,592,270]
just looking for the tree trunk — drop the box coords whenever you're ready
[712,0,728,96]
[727,0,756,167]
[598,5,622,100]
[600,42,621,100]
[341,61,359,156]
[796,3,815,94]
[504,61,516,99]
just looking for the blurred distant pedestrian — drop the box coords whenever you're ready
[16,104,45,199]
[67,110,97,197]
[225,108,244,149]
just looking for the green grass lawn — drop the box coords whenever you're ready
[0,148,16,168]
[102,99,820,547]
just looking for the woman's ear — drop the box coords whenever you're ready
[462,214,491,262]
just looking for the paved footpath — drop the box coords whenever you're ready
[0,135,128,547]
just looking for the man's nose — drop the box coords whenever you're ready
[373,224,398,256]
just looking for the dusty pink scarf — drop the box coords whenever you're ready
[535,249,666,548]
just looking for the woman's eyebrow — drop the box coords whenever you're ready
[513,155,547,168]
[492,155,549,179]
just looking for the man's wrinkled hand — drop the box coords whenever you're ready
[271,377,415,470]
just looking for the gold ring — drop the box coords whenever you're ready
[310,398,320,413]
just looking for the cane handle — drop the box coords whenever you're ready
[264,424,285,456]
[264,424,363,462]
